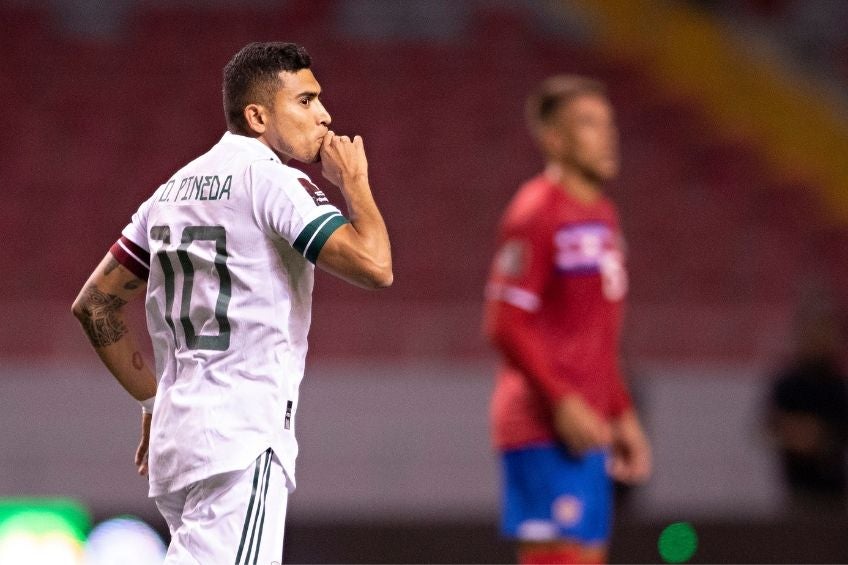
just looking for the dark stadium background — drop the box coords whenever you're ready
[3,0,848,562]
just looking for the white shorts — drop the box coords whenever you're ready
[154,448,288,565]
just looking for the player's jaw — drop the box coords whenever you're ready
[301,131,328,163]
[576,136,619,183]
[591,153,619,182]
[564,145,619,185]
[276,129,327,164]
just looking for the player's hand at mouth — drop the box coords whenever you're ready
[319,130,369,189]
[314,130,329,161]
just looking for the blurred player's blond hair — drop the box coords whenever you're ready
[525,75,607,133]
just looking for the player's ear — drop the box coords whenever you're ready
[243,104,267,135]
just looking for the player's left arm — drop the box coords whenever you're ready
[72,252,156,402]
[72,252,157,474]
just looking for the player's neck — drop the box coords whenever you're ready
[232,128,293,164]
[544,163,602,203]
[255,134,293,164]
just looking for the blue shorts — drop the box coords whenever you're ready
[500,443,612,544]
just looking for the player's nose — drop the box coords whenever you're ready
[315,99,331,127]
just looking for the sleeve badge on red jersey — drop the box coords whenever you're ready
[495,239,528,278]
[298,178,331,206]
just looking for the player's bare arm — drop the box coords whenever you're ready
[73,253,156,475]
[72,253,157,402]
[554,395,612,454]
[316,131,392,289]
[608,408,652,484]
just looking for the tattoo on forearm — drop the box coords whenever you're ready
[78,284,128,347]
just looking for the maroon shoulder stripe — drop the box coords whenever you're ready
[121,236,150,264]
[109,236,150,280]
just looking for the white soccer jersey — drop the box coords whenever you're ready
[110,132,347,497]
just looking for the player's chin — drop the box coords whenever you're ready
[304,145,322,163]
[292,149,321,164]
[596,162,619,182]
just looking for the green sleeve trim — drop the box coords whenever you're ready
[293,212,336,255]
[304,214,349,263]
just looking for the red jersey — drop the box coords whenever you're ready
[485,173,632,450]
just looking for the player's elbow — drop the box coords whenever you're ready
[486,321,510,350]
[368,271,393,289]
[350,247,393,289]
[484,303,529,348]
[318,240,393,289]
[360,261,393,289]
[71,295,89,323]
[378,271,394,288]
[483,303,507,342]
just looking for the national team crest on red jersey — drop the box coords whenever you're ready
[553,221,615,274]
[298,178,330,205]
[554,221,627,301]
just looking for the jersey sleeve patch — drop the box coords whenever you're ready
[109,235,150,280]
[494,239,529,277]
[298,177,331,206]
[292,211,349,264]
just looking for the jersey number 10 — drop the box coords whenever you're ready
[150,225,231,351]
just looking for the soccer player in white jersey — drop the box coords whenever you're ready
[72,42,392,564]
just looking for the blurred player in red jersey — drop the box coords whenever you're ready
[484,76,652,564]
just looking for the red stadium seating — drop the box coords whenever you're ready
[4,2,845,363]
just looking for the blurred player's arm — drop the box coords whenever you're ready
[608,408,651,484]
[485,299,611,453]
[606,369,651,484]
[315,131,392,289]
[71,252,156,402]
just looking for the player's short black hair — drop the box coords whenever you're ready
[223,42,312,133]
[526,75,607,133]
